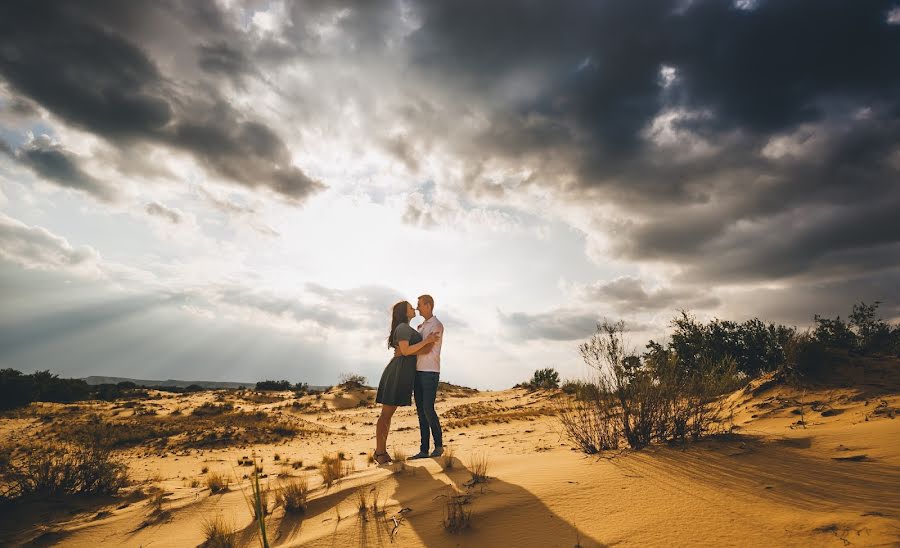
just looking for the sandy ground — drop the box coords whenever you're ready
[1,361,899,548]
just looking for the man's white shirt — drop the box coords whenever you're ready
[416,316,443,373]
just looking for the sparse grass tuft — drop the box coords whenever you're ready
[319,453,348,488]
[275,476,309,514]
[201,465,209,474]
[148,489,165,514]
[201,513,237,548]
[355,488,369,518]
[468,452,489,485]
[391,448,407,474]
[443,487,471,534]
[206,471,229,494]
[441,445,455,470]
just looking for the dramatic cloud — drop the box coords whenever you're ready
[581,277,720,312]
[0,1,324,201]
[1,136,116,201]
[401,0,900,286]
[1,1,897,387]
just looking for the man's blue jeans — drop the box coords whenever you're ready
[414,371,442,453]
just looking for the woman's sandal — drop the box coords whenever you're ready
[373,451,392,465]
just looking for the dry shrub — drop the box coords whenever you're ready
[47,409,317,451]
[201,513,237,548]
[443,487,471,534]
[206,472,229,494]
[446,407,552,428]
[562,320,738,454]
[276,476,309,514]
[2,442,128,500]
[556,392,620,454]
[192,402,234,416]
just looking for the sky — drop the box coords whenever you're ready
[1,1,899,390]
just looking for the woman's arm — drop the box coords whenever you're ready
[395,342,434,357]
[396,333,439,356]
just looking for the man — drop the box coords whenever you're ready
[410,294,444,459]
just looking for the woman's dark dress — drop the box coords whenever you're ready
[376,323,421,406]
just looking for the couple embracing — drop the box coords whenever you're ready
[373,294,444,465]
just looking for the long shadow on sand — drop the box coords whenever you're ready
[387,457,610,548]
[612,434,900,516]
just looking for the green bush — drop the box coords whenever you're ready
[255,380,293,391]
[529,368,560,389]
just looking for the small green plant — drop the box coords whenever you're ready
[237,461,270,548]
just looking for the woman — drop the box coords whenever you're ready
[373,300,439,464]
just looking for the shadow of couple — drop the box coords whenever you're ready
[341,455,608,547]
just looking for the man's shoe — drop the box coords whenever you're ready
[408,451,429,460]
[429,446,444,457]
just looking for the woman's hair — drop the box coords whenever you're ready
[387,301,411,349]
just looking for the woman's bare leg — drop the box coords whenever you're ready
[376,405,397,454]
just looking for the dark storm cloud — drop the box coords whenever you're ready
[500,308,652,342]
[501,309,601,341]
[583,277,720,312]
[197,42,255,85]
[11,137,117,201]
[0,1,324,202]
[405,0,900,285]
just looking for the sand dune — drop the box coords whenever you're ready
[1,363,899,547]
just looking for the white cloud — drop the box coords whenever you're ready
[0,212,103,276]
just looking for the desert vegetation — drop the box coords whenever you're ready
[0,441,129,501]
[519,367,561,390]
[559,302,900,454]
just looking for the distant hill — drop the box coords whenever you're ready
[81,376,257,390]
[81,376,331,391]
